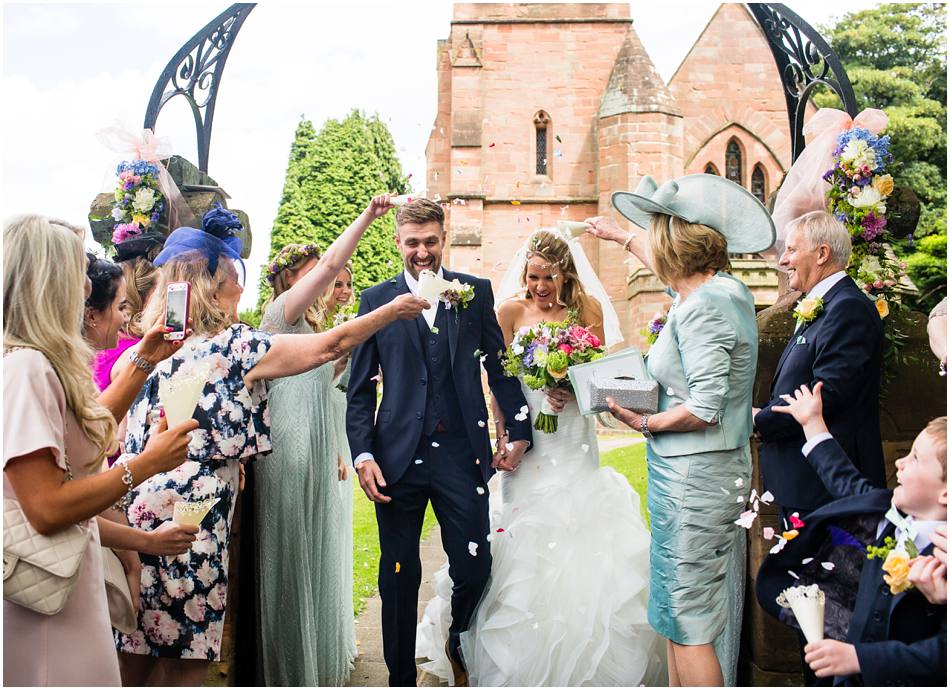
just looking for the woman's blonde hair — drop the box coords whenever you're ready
[142,250,237,337]
[3,215,117,468]
[120,257,159,339]
[648,214,730,286]
[264,244,324,332]
[520,230,589,316]
[318,261,355,327]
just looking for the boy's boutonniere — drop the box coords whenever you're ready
[867,535,919,594]
[793,297,824,328]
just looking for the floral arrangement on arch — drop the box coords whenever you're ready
[823,126,914,374]
[109,160,166,244]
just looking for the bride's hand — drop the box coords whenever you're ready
[491,433,509,469]
[545,388,574,413]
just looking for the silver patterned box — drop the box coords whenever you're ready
[588,375,659,414]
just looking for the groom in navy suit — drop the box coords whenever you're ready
[754,211,886,519]
[347,198,532,686]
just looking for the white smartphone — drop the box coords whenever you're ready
[163,281,191,341]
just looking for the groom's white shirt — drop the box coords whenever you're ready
[353,267,445,469]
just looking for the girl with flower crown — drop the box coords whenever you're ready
[255,194,391,686]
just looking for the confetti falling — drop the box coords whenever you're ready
[770,538,788,554]
[790,513,805,529]
[475,459,480,465]
[395,562,401,573]
[782,529,800,541]
[414,459,423,465]
[514,411,528,421]
[548,542,557,550]
[736,496,745,503]
[478,420,486,428]
[468,542,478,556]
[432,441,440,448]
[801,557,814,565]
[734,510,757,529]
[788,570,800,580]
[760,491,775,504]
[560,205,569,216]
[476,487,485,495]
[720,487,730,495]
[520,405,529,414]
[581,444,590,453]
[763,527,775,540]
[734,478,744,488]
[821,562,835,571]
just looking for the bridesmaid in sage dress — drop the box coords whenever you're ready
[586,174,775,687]
[256,196,390,686]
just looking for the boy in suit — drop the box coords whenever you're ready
[756,382,946,686]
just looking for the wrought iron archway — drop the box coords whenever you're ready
[748,3,858,163]
[143,3,256,173]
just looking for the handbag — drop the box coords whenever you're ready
[100,547,137,633]
[2,345,90,615]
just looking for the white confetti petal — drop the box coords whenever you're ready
[548,542,557,549]
[736,495,745,503]
[720,487,730,494]
[414,459,423,465]
[770,538,788,554]
[520,405,529,414]
[550,458,557,466]
[749,488,759,502]
[477,420,486,428]
[468,541,478,556]
[788,570,799,580]
[514,412,528,421]
[801,557,814,565]
[476,487,485,495]
[760,490,775,504]
[431,442,440,448]
[666,387,675,396]
[581,444,590,453]
[821,562,835,571]
[734,478,744,488]
[531,622,539,630]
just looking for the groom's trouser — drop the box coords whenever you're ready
[375,430,491,686]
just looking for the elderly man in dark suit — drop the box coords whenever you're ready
[754,211,886,521]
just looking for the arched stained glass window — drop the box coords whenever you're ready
[751,164,766,203]
[534,111,551,176]
[725,139,742,186]
[704,163,719,175]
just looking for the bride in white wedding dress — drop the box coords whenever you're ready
[415,228,666,686]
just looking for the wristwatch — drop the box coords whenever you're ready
[640,414,653,439]
[128,350,156,374]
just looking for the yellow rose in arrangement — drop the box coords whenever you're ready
[873,174,895,197]
[875,298,890,319]
[132,213,151,228]
[882,550,913,594]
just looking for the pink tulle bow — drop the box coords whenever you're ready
[769,107,889,260]
[97,122,197,233]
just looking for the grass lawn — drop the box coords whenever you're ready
[350,440,649,615]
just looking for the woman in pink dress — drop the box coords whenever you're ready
[3,215,199,686]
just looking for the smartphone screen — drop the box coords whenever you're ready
[164,282,189,339]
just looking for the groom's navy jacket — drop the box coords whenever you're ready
[756,438,946,687]
[755,277,886,510]
[346,270,532,485]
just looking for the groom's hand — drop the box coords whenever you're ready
[356,459,391,503]
[496,440,527,472]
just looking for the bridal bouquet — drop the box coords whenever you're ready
[501,319,604,433]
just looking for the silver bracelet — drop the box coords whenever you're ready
[640,414,653,439]
[112,455,134,512]
[128,350,156,375]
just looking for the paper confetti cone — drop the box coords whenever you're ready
[158,361,212,428]
[417,269,469,304]
[777,584,826,644]
[389,194,418,207]
[172,498,218,527]
[556,220,589,237]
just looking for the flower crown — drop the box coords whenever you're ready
[266,244,321,285]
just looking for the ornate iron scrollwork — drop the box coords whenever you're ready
[748,3,857,162]
[143,4,256,173]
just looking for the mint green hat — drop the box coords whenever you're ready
[611,174,776,254]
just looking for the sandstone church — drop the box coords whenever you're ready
[425,2,816,347]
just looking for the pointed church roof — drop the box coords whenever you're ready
[599,27,681,119]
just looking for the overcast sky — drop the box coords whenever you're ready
[2,0,879,308]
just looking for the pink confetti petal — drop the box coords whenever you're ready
[760,491,774,504]
[734,510,757,529]
[763,527,775,540]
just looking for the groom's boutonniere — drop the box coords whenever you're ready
[793,297,824,328]
[440,282,475,314]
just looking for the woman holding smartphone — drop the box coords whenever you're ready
[114,206,428,686]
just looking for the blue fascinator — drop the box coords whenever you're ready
[153,203,245,281]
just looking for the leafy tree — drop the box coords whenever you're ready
[816,3,947,311]
[257,110,408,310]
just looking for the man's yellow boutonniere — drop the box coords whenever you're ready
[875,297,889,319]
[793,297,824,327]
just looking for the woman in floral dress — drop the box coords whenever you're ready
[114,209,427,686]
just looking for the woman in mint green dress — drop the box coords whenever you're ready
[256,196,391,686]
[586,174,775,687]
